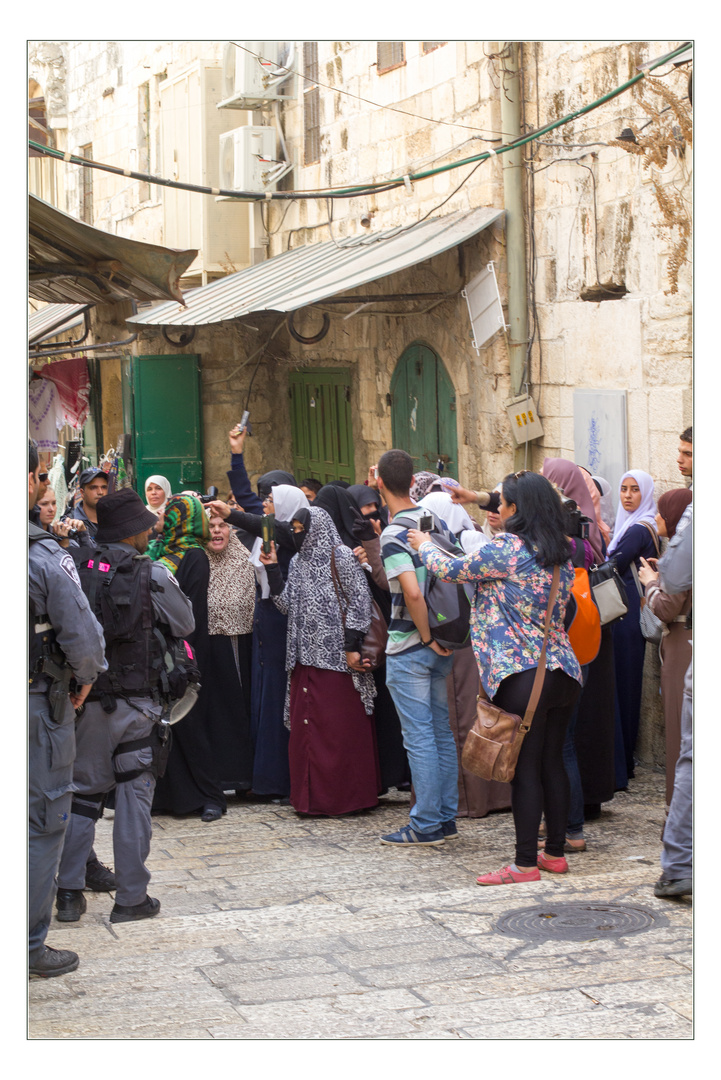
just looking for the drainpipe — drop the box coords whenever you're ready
[499,42,529,465]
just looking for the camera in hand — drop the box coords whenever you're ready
[559,495,591,541]
[199,485,219,504]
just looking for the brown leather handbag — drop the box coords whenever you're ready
[461,566,560,783]
[330,548,388,670]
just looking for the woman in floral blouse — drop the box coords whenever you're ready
[408,471,582,886]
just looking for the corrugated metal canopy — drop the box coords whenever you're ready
[29,195,198,305]
[127,206,504,327]
[29,302,90,345]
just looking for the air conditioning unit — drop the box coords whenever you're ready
[219,126,293,195]
[219,41,295,108]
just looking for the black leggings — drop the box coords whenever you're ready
[492,667,581,867]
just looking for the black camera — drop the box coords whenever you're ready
[199,486,219,505]
[418,512,433,533]
[559,495,591,541]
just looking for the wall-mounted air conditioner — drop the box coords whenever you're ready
[219,41,296,109]
[218,126,293,197]
[161,64,251,276]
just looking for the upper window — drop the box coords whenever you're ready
[377,43,405,74]
[303,42,320,166]
[421,42,447,55]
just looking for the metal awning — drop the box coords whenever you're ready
[29,302,90,345]
[29,195,198,306]
[127,206,504,327]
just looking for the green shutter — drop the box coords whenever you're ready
[289,368,353,484]
[124,354,204,494]
[390,344,458,478]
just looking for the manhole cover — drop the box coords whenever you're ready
[494,903,667,941]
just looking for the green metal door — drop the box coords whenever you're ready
[390,343,458,478]
[288,368,353,484]
[123,354,204,495]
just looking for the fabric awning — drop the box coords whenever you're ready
[126,205,504,327]
[29,195,198,305]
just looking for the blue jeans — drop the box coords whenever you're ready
[661,659,692,879]
[385,647,457,834]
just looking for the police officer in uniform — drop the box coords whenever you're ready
[56,487,195,923]
[29,440,107,978]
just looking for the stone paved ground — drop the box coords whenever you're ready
[28,764,692,1040]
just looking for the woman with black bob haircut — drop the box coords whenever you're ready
[407,470,582,886]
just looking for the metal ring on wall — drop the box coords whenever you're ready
[162,325,197,347]
[286,309,330,345]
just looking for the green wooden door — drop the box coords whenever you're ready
[390,344,458,478]
[123,354,204,495]
[289,368,354,484]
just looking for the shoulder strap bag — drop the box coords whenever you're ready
[330,547,388,670]
[461,565,560,784]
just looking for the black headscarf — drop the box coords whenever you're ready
[347,484,380,511]
[313,485,359,549]
[257,470,296,500]
[325,479,350,489]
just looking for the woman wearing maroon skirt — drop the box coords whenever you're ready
[260,506,380,816]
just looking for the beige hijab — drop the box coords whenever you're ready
[206,529,255,635]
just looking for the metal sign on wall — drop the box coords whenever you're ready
[462,262,508,355]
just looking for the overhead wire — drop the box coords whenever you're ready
[231,41,507,139]
[28,40,690,206]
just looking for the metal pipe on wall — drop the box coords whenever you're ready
[499,42,529,402]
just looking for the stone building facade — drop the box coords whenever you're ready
[29,39,693,765]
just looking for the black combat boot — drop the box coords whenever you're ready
[29,946,80,978]
[85,856,117,892]
[56,889,87,922]
[109,895,160,923]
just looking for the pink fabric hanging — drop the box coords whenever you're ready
[37,357,91,430]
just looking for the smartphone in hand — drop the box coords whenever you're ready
[261,513,275,554]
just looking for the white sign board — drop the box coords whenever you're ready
[573,390,628,498]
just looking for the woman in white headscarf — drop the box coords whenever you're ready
[607,470,659,789]
[145,475,172,534]
[417,489,511,819]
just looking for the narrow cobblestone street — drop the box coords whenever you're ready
[28,764,691,1040]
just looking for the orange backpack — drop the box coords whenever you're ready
[567,567,602,666]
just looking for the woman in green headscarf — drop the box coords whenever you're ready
[150,495,227,821]
[149,493,210,571]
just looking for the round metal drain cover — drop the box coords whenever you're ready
[494,903,667,941]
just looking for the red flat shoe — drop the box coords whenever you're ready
[537,851,569,874]
[477,865,541,886]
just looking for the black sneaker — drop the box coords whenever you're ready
[654,876,692,898]
[29,946,79,978]
[85,856,116,892]
[55,889,87,923]
[109,895,160,923]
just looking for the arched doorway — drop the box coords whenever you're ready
[390,343,459,479]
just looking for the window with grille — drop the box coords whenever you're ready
[80,143,93,224]
[303,42,320,166]
[377,43,405,74]
[421,42,447,55]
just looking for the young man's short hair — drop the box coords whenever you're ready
[299,478,322,495]
[680,426,692,444]
[378,450,414,497]
[29,438,39,475]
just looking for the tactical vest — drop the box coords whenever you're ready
[28,526,65,683]
[77,544,167,700]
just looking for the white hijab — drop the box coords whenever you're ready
[250,484,310,598]
[607,470,656,556]
[145,474,172,515]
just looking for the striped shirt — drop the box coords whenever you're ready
[380,507,455,655]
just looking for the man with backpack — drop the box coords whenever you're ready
[376,450,460,847]
[55,488,195,924]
